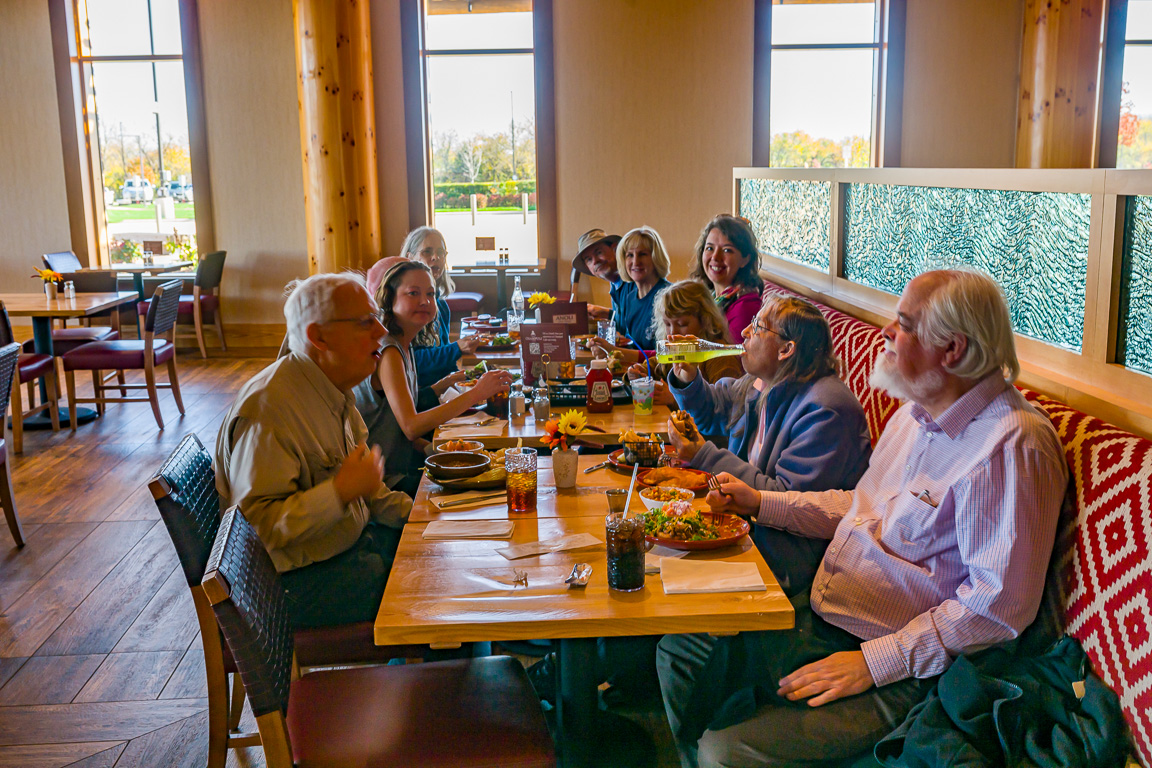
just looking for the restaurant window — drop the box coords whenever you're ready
[754,0,903,168]
[411,0,542,267]
[1117,0,1152,169]
[73,0,199,264]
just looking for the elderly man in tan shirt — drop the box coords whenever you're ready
[216,271,411,628]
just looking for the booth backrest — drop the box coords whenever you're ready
[762,279,1152,767]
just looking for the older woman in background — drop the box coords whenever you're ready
[689,214,764,339]
[666,295,871,595]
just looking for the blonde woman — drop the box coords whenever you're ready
[608,225,671,350]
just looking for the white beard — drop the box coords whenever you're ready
[869,347,946,404]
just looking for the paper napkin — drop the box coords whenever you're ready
[495,532,602,560]
[659,558,766,594]
[644,545,689,574]
[422,520,515,540]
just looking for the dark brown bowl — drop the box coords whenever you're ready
[424,451,492,480]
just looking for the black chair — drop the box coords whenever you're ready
[149,435,435,768]
[1,305,60,454]
[0,343,25,546]
[202,507,555,768]
[42,250,83,273]
[137,251,228,357]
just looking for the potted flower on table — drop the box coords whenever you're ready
[33,268,62,300]
[528,291,556,322]
[542,409,586,489]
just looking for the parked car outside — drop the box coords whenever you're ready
[167,181,193,203]
[120,177,154,203]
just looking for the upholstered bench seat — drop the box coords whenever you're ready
[285,656,556,768]
[49,326,119,356]
[63,339,174,370]
[445,291,483,314]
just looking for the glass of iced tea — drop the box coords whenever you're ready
[505,448,538,513]
[605,512,646,591]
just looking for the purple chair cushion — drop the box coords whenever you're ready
[16,353,54,382]
[51,327,119,356]
[63,340,174,371]
[137,295,218,317]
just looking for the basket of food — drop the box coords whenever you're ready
[619,430,663,468]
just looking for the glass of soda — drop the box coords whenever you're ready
[505,448,538,513]
[605,512,646,591]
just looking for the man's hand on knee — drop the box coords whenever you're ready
[334,442,384,505]
[777,651,874,707]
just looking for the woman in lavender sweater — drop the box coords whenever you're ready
[666,295,872,594]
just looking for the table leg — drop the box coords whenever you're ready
[495,273,510,312]
[556,637,654,768]
[17,317,98,429]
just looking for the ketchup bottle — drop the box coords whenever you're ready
[586,358,614,413]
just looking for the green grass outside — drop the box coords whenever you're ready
[106,203,196,223]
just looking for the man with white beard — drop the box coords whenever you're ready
[656,269,1068,768]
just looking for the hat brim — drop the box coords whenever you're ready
[572,235,622,275]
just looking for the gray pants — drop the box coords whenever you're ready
[657,593,935,768]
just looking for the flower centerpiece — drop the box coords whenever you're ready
[542,409,586,488]
[527,291,556,307]
[33,268,62,300]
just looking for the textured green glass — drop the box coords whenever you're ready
[1119,196,1152,376]
[739,178,831,271]
[843,184,1091,352]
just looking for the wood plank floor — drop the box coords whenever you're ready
[0,349,678,768]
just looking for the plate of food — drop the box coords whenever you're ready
[607,446,675,473]
[434,439,484,453]
[478,334,518,352]
[638,485,694,510]
[637,466,709,493]
[642,501,750,551]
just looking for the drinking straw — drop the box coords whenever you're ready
[623,330,653,379]
[624,463,640,519]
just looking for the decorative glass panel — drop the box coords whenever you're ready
[739,178,831,271]
[1119,195,1152,375]
[843,184,1090,351]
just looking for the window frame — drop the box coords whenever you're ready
[1100,0,1152,169]
[49,0,215,268]
[400,0,558,280]
[752,0,906,169]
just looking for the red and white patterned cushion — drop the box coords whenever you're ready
[762,282,899,444]
[1022,390,1152,768]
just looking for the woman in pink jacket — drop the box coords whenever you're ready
[689,214,764,340]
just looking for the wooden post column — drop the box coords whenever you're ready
[1015,0,1107,168]
[293,0,382,274]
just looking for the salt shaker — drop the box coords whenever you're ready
[509,383,525,420]
[532,379,551,422]
[64,281,75,299]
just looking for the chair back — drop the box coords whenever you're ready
[43,251,83,273]
[61,270,118,293]
[195,251,227,292]
[149,434,221,587]
[202,508,294,718]
[145,279,184,336]
[0,305,15,348]
[0,343,19,419]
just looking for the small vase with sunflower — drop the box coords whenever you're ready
[543,409,586,489]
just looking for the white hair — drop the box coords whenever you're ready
[283,272,367,356]
[916,269,1020,383]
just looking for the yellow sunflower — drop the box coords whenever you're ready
[558,409,587,436]
[528,291,556,307]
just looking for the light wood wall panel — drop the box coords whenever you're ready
[197,0,309,324]
[900,0,1025,168]
[0,0,71,302]
[370,0,412,260]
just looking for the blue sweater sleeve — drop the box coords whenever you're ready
[413,343,462,388]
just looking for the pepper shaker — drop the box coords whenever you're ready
[509,383,525,420]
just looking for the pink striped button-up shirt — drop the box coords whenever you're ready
[757,374,1067,686]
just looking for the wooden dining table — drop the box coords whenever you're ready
[81,259,193,300]
[376,448,794,766]
[0,291,138,427]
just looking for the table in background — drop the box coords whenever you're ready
[435,405,673,449]
[451,260,543,310]
[81,259,193,301]
[375,508,792,766]
[0,291,138,427]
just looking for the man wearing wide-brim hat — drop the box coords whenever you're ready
[569,228,622,320]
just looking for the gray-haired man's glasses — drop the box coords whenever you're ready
[328,310,385,330]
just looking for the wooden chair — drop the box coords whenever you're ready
[0,343,26,546]
[202,507,555,768]
[64,279,184,430]
[137,251,227,358]
[149,434,438,768]
[0,305,61,453]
